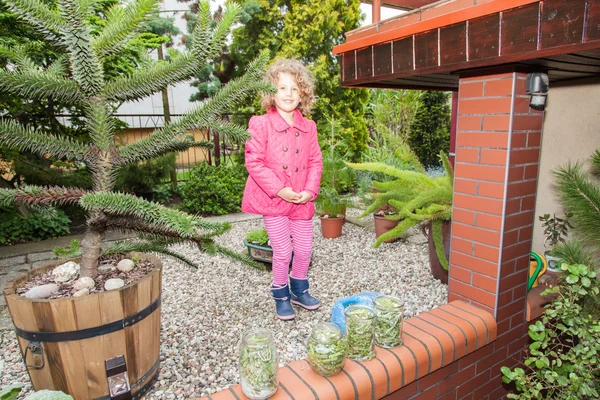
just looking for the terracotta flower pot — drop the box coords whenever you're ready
[374,214,400,243]
[320,216,344,239]
[422,220,451,284]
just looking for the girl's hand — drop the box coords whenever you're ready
[277,187,301,202]
[292,191,313,204]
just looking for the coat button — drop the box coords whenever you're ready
[295,132,300,137]
[295,167,299,172]
[283,165,288,170]
[283,147,288,152]
[295,149,299,153]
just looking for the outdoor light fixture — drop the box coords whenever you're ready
[526,72,549,111]
[105,355,132,400]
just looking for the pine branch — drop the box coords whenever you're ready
[14,185,88,207]
[3,45,37,71]
[102,52,197,103]
[93,0,158,57]
[0,188,17,208]
[59,0,104,95]
[553,162,600,250]
[212,243,264,270]
[440,151,454,188]
[102,240,199,268]
[0,70,86,105]
[188,0,211,62]
[346,161,438,187]
[195,1,240,63]
[3,0,65,40]
[117,51,272,163]
[105,216,204,245]
[85,101,117,152]
[0,119,88,160]
[46,55,70,77]
[79,192,232,238]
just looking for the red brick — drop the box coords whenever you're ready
[438,388,458,400]
[452,223,501,247]
[498,270,528,294]
[513,115,543,131]
[474,379,506,400]
[474,243,500,262]
[515,75,528,93]
[484,79,514,96]
[497,289,513,305]
[478,181,505,199]
[504,211,534,230]
[459,343,494,370]
[482,115,510,131]
[455,131,508,147]
[518,225,533,242]
[507,180,537,197]
[457,369,492,398]
[495,325,525,348]
[473,273,497,293]
[460,97,513,114]
[513,96,531,113]
[475,213,503,230]
[437,364,476,395]
[496,319,510,335]
[448,291,471,304]
[452,237,474,255]
[510,132,528,148]
[480,149,507,165]
[454,178,478,194]
[508,166,524,181]
[418,362,459,393]
[500,259,517,277]
[503,229,519,246]
[385,380,417,399]
[521,195,536,211]
[459,82,484,99]
[496,299,527,322]
[510,312,525,329]
[527,131,542,146]
[475,347,509,375]
[510,148,541,165]
[451,250,499,277]
[455,193,503,214]
[502,241,532,262]
[524,164,539,179]
[456,147,480,163]
[451,265,473,283]
[505,198,521,214]
[453,208,476,225]
[457,116,483,131]
[455,163,506,182]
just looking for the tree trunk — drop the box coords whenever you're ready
[158,45,178,193]
[79,227,103,278]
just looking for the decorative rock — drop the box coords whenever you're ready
[116,259,135,272]
[73,288,89,297]
[73,277,95,291]
[52,261,80,283]
[24,283,59,299]
[98,264,116,273]
[105,278,125,291]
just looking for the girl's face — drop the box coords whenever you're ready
[273,72,301,116]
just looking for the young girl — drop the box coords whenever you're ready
[242,59,323,321]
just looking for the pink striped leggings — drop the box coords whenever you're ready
[263,216,313,285]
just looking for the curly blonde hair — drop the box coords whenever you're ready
[261,58,316,115]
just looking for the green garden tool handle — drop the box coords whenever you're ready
[528,252,545,293]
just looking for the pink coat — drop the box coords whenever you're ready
[242,108,323,219]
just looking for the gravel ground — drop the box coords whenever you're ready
[0,209,448,399]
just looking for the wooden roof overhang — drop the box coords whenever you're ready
[333,0,600,90]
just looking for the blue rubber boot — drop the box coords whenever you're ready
[289,277,321,310]
[270,283,296,320]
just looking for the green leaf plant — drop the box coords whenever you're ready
[501,263,600,399]
[346,150,453,258]
[0,0,273,276]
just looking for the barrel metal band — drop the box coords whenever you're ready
[14,295,161,343]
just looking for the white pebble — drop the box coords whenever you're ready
[116,259,135,272]
[104,278,125,291]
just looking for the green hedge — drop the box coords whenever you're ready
[179,163,248,215]
[0,209,71,245]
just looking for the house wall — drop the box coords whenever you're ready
[532,77,600,253]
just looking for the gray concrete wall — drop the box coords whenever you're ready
[532,77,600,253]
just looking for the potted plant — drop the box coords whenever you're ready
[538,212,572,272]
[347,150,453,283]
[501,263,600,399]
[315,116,353,239]
[0,1,268,398]
[243,228,293,270]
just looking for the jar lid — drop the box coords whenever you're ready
[344,305,375,320]
[311,322,342,343]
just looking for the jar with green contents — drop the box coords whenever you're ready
[373,295,404,348]
[239,328,279,399]
[307,322,346,377]
[344,305,376,361]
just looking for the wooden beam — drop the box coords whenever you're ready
[361,0,438,10]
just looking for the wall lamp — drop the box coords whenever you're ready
[105,355,132,400]
[526,72,549,111]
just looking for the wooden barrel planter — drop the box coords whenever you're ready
[2,253,162,400]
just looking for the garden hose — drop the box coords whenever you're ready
[528,252,547,293]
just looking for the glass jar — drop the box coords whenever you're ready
[307,322,346,377]
[238,328,279,400]
[373,295,404,348]
[344,305,376,361]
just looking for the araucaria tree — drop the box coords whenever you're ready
[0,0,271,277]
